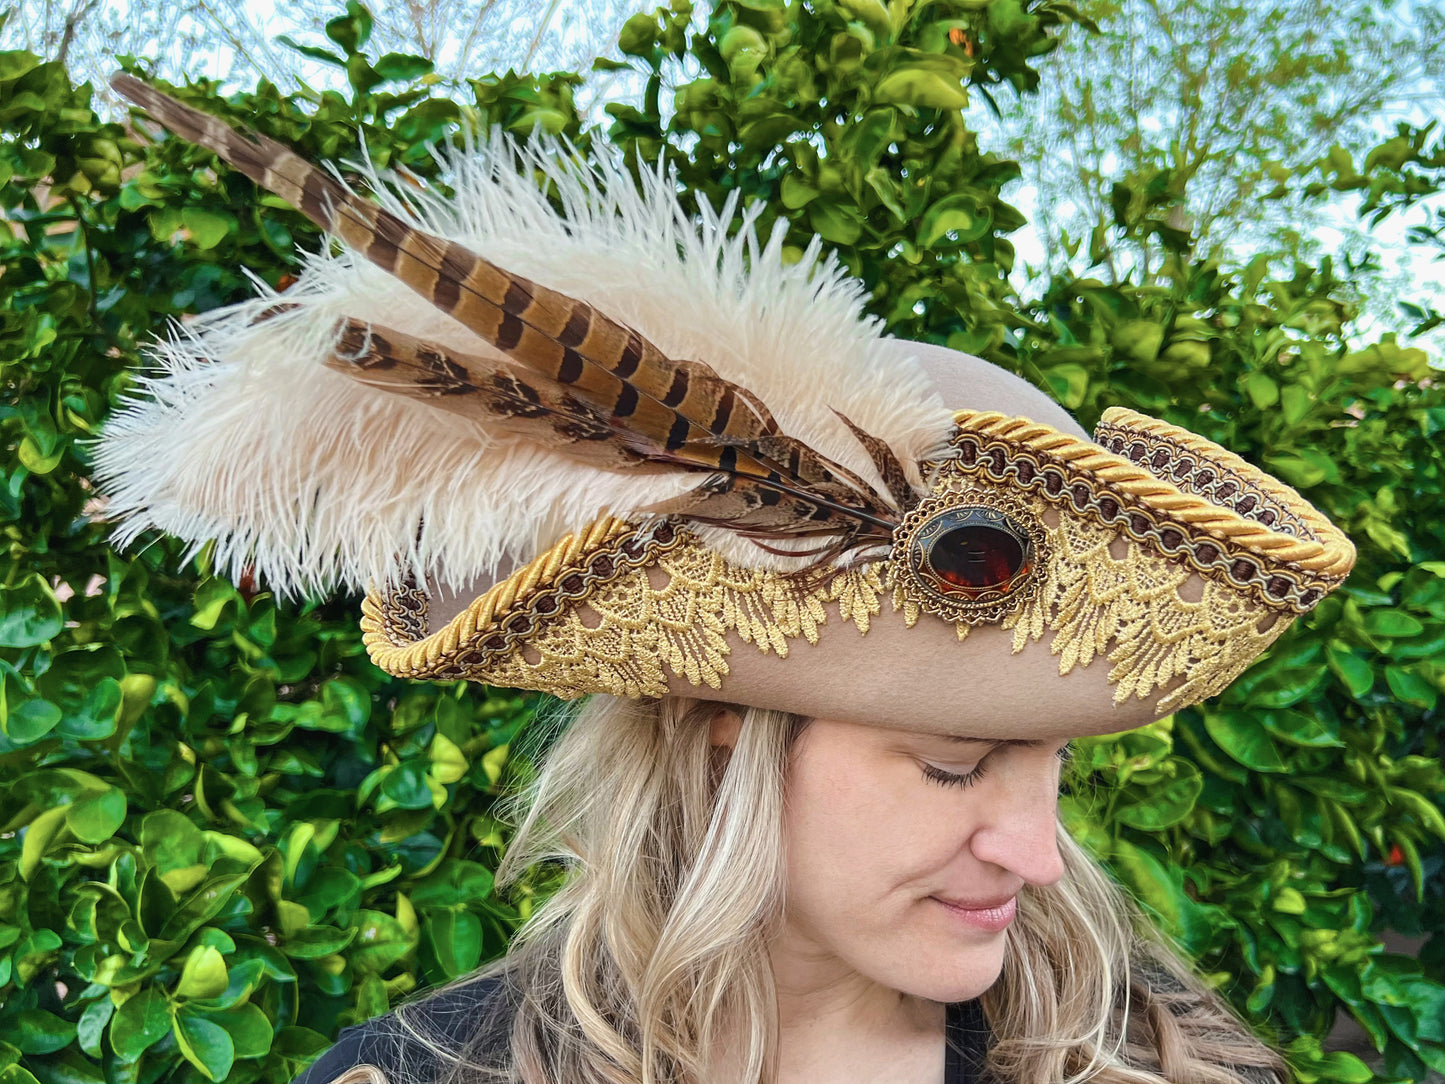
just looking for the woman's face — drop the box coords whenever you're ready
[776,717,1069,1005]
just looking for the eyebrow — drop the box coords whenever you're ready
[935,735,1046,747]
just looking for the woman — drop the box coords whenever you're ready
[287,696,1290,1084]
[96,78,1355,1084]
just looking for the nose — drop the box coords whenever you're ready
[967,755,1066,886]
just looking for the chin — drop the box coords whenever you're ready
[894,944,1007,1004]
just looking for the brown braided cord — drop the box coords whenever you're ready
[1097,405,1352,565]
[360,515,637,678]
[953,409,1356,576]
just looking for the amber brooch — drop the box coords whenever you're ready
[889,464,1049,624]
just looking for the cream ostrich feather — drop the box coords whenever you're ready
[89,127,951,602]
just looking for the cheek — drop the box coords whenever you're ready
[783,750,958,911]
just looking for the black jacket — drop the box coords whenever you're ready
[295,976,990,1084]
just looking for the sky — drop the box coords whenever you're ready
[7,0,1441,357]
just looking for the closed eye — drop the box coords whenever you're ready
[921,742,1072,790]
[921,761,988,789]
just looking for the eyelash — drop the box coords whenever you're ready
[921,762,989,789]
[921,745,1073,790]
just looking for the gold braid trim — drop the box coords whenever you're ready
[362,518,886,698]
[361,410,1353,713]
[954,409,1354,608]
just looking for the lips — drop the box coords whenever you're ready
[934,895,1016,910]
[931,894,1019,933]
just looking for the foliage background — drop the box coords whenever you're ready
[1,2,1442,1084]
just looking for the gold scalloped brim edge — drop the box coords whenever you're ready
[954,407,1356,577]
[361,409,1357,683]
[361,515,643,680]
[1097,405,1355,574]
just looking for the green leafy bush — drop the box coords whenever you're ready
[1,2,1441,1083]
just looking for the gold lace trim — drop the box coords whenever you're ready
[363,511,1289,715]
[361,408,1349,714]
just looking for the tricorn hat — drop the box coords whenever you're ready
[93,77,1356,741]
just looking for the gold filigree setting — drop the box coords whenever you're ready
[890,464,1049,625]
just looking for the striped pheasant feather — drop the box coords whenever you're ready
[326,319,900,535]
[326,318,660,472]
[113,75,906,545]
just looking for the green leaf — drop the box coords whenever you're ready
[1387,788,1445,841]
[1106,840,1210,952]
[1313,1051,1373,1083]
[57,676,123,740]
[1385,665,1438,709]
[20,805,69,881]
[176,945,229,999]
[1113,765,1203,829]
[780,173,819,210]
[280,924,356,959]
[355,974,388,1021]
[428,733,468,784]
[1259,709,1343,748]
[161,873,252,941]
[0,51,42,81]
[212,1004,273,1059]
[349,910,417,974]
[0,573,63,647]
[1262,452,1326,488]
[0,1063,39,1084]
[15,1011,75,1055]
[173,1013,234,1082]
[1243,371,1280,409]
[276,35,344,65]
[1203,714,1287,771]
[1294,776,1371,803]
[424,908,482,977]
[618,13,658,56]
[1272,887,1307,914]
[324,0,373,53]
[319,675,371,731]
[919,192,992,246]
[19,436,64,473]
[807,200,862,245]
[189,578,236,630]
[874,67,970,111]
[372,53,433,82]
[4,698,62,742]
[1252,664,1327,708]
[1111,319,1165,364]
[111,990,171,1060]
[1279,384,1312,424]
[66,787,126,843]
[1041,363,1090,410]
[411,860,495,908]
[1325,642,1374,697]
[1363,610,1424,638]
[1246,964,1276,1014]
[180,208,234,250]
[379,761,434,810]
[987,0,1032,35]
[141,810,205,872]
[76,999,113,1058]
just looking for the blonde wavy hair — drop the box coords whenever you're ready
[396,695,1288,1084]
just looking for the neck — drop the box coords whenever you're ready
[764,921,946,1083]
[771,937,928,1032]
